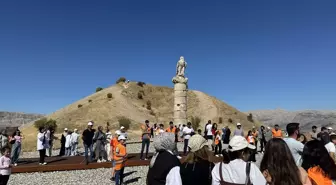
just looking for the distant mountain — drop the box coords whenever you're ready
[248,109,336,131]
[0,111,44,127]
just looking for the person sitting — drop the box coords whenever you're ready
[211,136,266,185]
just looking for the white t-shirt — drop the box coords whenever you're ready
[283,137,304,166]
[325,142,336,153]
[212,159,266,185]
[183,127,194,140]
[206,124,213,136]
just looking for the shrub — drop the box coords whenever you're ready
[116,77,126,84]
[96,87,103,92]
[34,118,57,131]
[118,117,131,130]
[219,117,223,124]
[247,113,254,122]
[191,116,201,129]
[88,99,92,103]
[78,104,83,108]
[228,118,233,123]
[107,93,113,99]
[146,100,152,110]
[149,110,156,116]
[137,81,146,87]
[137,92,143,99]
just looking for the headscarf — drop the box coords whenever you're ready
[149,132,176,168]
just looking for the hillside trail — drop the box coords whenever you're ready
[192,90,218,122]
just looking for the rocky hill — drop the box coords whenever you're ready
[0,111,44,127]
[20,82,257,151]
[248,109,336,131]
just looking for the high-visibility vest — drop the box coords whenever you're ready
[110,137,119,154]
[166,127,176,133]
[141,124,151,139]
[272,129,282,138]
[113,143,126,170]
[308,166,333,185]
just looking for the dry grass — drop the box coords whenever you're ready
[20,82,257,151]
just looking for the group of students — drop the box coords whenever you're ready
[145,122,336,185]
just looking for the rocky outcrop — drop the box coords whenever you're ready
[248,109,336,131]
[0,111,44,127]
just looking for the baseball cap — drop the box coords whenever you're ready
[188,135,208,152]
[115,130,121,135]
[64,128,68,131]
[236,123,241,126]
[118,135,126,140]
[328,127,333,130]
[88,121,93,126]
[120,126,125,129]
[228,136,256,151]
[74,129,78,132]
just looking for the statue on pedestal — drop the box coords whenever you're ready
[173,56,188,84]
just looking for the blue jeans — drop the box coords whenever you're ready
[140,138,150,159]
[11,142,21,164]
[115,167,124,185]
[84,144,93,162]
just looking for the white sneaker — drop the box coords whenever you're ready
[177,156,182,159]
[97,160,101,163]
[102,159,106,162]
[215,155,219,157]
[14,163,18,166]
[43,162,47,165]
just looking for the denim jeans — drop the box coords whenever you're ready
[65,147,71,156]
[183,139,189,155]
[84,144,93,162]
[71,143,78,156]
[11,142,21,164]
[140,138,150,159]
[115,167,125,185]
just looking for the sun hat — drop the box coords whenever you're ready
[236,123,241,126]
[64,128,68,131]
[120,126,125,130]
[115,130,121,135]
[188,134,208,152]
[88,121,93,126]
[229,136,256,151]
[118,135,126,140]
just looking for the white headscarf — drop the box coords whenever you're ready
[149,132,175,168]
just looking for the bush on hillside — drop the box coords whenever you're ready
[137,92,143,99]
[191,116,201,129]
[149,110,156,116]
[107,93,113,99]
[78,104,83,108]
[118,117,131,130]
[137,81,146,87]
[88,99,92,103]
[219,117,223,124]
[146,100,152,110]
[116,77,126,84]
[228,118,233,123]
[96,87,103,92]
[34,118,57,131]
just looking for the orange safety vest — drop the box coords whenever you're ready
[113,143,127,170]
[272,129,282,138]
[166,127,176,133]
[141,124,151,139]
[308,166,333,185]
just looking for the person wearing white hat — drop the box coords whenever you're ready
[114,135,127,185]
[233,123,244,137]
[180,134,214,185]
[119,126,128,142]
[82,121,96,164]
[211,136,266,185]
[71,129,79,156]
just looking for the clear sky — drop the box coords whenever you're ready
[1,0,336,114]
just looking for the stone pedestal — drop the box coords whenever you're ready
[172,76,188,126]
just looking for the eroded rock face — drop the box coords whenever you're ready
[0,111,44,127]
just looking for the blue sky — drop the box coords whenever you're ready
[1,0,336,114]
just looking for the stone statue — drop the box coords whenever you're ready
[176,56,187,77]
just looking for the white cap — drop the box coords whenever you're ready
[229,136,256,151]
[118,135,126,140]
[64,128,68,131]
[74,129,78,132]
[267,127,271,129]
[120,126,125,130]
[88,121,93,126]
[328,127,333,130]
[236,123,241,126]
[115,130,121,135]
[252,126,255,129]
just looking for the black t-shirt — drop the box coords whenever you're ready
[318,132,330,145]
[180,159,214,185]
[82,129,95,145]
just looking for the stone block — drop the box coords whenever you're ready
[174,91,187,97]
[174,118,188,125]
[174,104,187,111]
[174,83,187,91]
[174,97,187,104]
[174,111,187,119]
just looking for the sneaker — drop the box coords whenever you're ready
[43,162,47,165]
[14,163,18,166]
[102,159,106,162]
[39,163,43,165]
[97,160,101,163]
[144,158,148,160]
[215,155,219,157]
[110,177,115,181]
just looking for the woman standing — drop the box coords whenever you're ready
[10,130,23,166]
[260,138,311,185]
[180,134,214,185]
[37,127,47,165]
[105,127,112,161]
[93,126,107,163]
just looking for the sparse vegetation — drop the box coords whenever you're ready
[149,110,156,116]
[247,113,254,122]
[34,118,57,130]
[118,117,131,130]
[146,100,152,110]
[116,77,126,84]
[137,81,146,87]
[219,117,223,124]
[107,93,113,99]
[137,92,143,99]
[228,118,233,123]
[96,87,103,92]
[88,99,92,103]
[78,104,83,108]
[191,116,201,129]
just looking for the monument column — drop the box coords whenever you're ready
[172,56,188,126]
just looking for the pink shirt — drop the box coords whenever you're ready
[0,156,11,175]
[14,135,22,143]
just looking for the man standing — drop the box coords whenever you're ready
[283,123,304,166]
[222,126,231,146]
[71,129,79,156]
[140,120,151,160]
[182,122,194,155]
[82,121,95,165]
[318,127,330,144]
[309,126,318,140]
[325,134,336,163]
[205,120,213,150]
[166,121,179,156]
[233,123,244,137]
[272,124,282,138]
[114,135,127,185]
[258,126,266,153]
[251,126,259,151]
